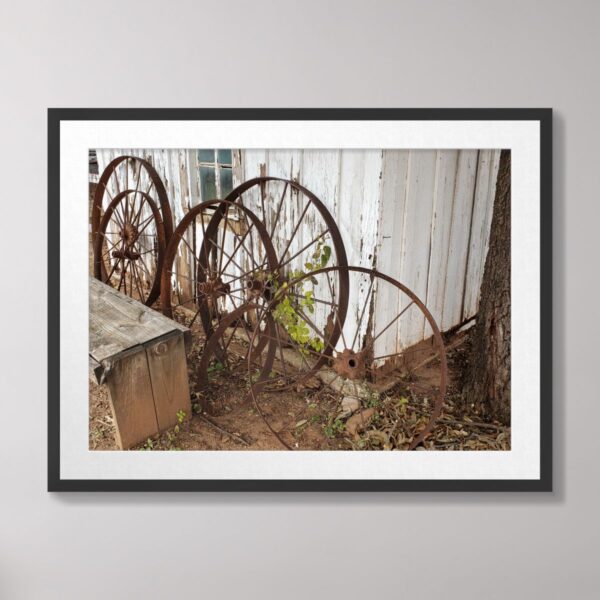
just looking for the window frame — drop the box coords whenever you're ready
[197,149,233,202]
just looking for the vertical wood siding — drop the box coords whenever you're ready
[94,148,500,352]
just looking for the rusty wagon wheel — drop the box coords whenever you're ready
[93,189,167,305]
[207,176,350,342]
[91,155,173,246]
[160,200,279,366]
[247,266,447,450]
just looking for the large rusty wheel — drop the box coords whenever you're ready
[248,266,447,450]
[91,155,173,245]
[207,177,350,347]
[160,200,279,365]
[93,190,166,305]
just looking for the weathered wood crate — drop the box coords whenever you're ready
[89,278,191,449]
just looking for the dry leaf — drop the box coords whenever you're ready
[346,408,376,439]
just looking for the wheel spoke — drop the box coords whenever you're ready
[136,212,156,237]
[351,275,375,351]
[277,229,330,272]
[286,290,336,308]
[218,204,230,276]
[237,193,258,274]
[131,261,144,300]
[366,301,415,351]
[113,165,121,196]
[131,195,147,228]
[269,181,289,238]
[324,270,348,349]
[219,220,256,275]
[278,199,311,264]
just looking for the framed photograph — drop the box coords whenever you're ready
[48,108,552,491]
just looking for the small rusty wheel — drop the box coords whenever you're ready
[91,155,173,246]
[206,176,350,346]
[248,266,447,450]
[93,190,166,305]
[160,200,279,365]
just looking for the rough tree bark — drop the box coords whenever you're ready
[462,150,511,424]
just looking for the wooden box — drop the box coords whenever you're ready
[89,278,191,449]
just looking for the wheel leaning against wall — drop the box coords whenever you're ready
[160,200,280,367]
[246,266,448,450]
[206,176,350,349]
[91,155,174,247]
[93,190,167,305]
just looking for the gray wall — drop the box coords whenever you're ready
[0,1,593,598]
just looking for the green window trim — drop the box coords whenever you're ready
[197,149,234,201]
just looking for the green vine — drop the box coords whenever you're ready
[272,241,332,355]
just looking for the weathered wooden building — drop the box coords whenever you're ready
[93,148,500,352]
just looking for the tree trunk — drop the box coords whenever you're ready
[462,150,511,424]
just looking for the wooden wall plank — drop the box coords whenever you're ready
[300,150,341,223]
[398,150,438,348]
[373,150,410,358]
[266,149,304,266]
[425,150,459,337]
[337,149,383,350]
[187,149,201,208]
[300,150,342,333]
[440,150,479,331]
[462,149,501,319]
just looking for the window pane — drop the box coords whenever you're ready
[217,149,232,165]
[200,166,217,200]
[220,167,233,196]
[198,149,214,163]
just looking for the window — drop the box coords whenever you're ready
[197,149,233,201]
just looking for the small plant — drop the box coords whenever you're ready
[397,396,409,414]
[207,361,225,374]
[365,392,381,408]
[245,370,262,390]
[177,409,186,424]
[323,418,346,439]
[141,437,154,451]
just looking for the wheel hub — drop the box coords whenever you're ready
[122,223,138,246]
[332,349,366,380]
[246,273,275,300]
[111,248,141,261]
[198,277,230,301]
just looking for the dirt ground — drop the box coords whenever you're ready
[89,325,511,451]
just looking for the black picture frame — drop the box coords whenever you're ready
[48,108,552,492]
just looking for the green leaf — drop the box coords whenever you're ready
[321,245,332,267]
